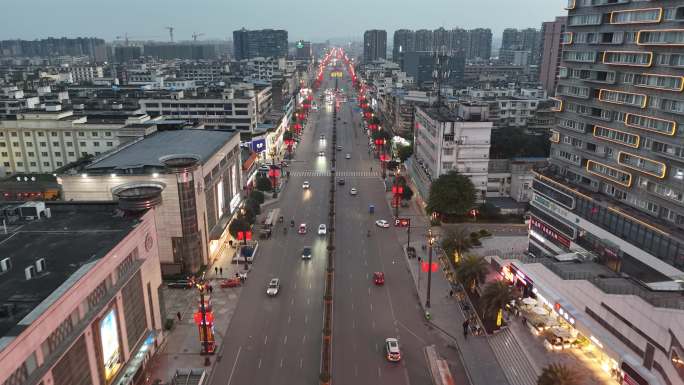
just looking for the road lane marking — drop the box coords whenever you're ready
[264,336,268,345]
[309,282,312,289]
[283,335,288,345]
[227,346,242,385]
[280,358,284,368]
[351,303,354,310]
[375,343,379,352]
[307,298,311,305]
[300,358,303,368]
[288,315,291,324]
[291,298,294,305]
[303,335,307,343]
[294,283,297,289]
[258,358,262,369]
[355,364,358,377]
[352,320,355,329]
[305,315,308,324]
[370,304,373,312]
[378,367,382,378]
[368,287,371,296]
[372,321,375,329]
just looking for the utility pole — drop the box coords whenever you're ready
[165,26,175,42]
[426,228,435,308]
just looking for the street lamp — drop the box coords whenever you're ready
[392,169,403,218]
[426,229,436,308]
[190,279,215,359]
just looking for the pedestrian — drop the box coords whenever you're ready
[214,266,218,275]
[462,319,470,339]
[449,289,454,298]
[219,267,223,276]
[522,316,527,326]
[176,311,182,321]
[208,285,213,294]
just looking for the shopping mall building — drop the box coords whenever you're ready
[0,201,164,385]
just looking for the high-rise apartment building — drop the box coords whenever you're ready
[233,28,288,60]
[393,29,415,61]
[295,40,312,61]
[468,28,493,61]
[499,28,542,65]
[526,2,684,384]
[414,29,434,52]
[539,16,567,96]
[363,29,387,63]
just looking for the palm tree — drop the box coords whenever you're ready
[454,255,488,292]
[537,363,582,385]
[479,281,518,321]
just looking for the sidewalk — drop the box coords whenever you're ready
[387,194,511,385]
[144,243,245,383]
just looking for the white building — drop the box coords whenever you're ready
[0,108,154,175]
[486,158,548,203]
[458,86,550,129]
[67,65,104,83]
[411,103,493,202]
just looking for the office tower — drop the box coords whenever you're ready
[539,16,567,95]
[529,2,684,383]
[363,29,387,63]
[295,40,312,61]
[468,28,492,61]
[232,28,288,60]
[499,28,541,65]
[393,29,415,61]
[414,29,434,52]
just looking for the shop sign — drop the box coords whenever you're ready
[532,194,569,219]
[530,217,572,248]
[251,139,266,153]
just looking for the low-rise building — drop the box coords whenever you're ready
[59,129,243,275]
[486,157,548,202]
[0,201,163,385]
[410,103,493,202]
[457,86,552,131]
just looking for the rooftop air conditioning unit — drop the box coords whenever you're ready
[35,258,46,273]
[25,265,36,280]
[0,258,10,273]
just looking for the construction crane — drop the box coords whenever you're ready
[165,26,175,42]
[115,34,161,45]
[192,32,205,42]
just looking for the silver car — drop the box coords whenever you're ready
[266,278,280,296]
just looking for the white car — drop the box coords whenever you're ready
[375,219,390,228]
[350,188,357,195]
[318,151,325,157]
[318,224,327,235]
[266,278,280,296]
[345,153,351,159]
[302,181,310,189]
[385,338,401,362]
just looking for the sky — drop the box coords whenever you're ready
[2,0,566,42]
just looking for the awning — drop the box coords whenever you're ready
[209,209,238,240]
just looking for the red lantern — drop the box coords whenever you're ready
[421,262,439,272]
[268,169,280,178]
[392,186,404,194]
[374,138,385,146]
[379,154,390,162]
[193,311,214,325]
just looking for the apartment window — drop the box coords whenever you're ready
[598,89,648,108]
[12,142,18,147]
[51,132,58,137]
[29,162,36,167]
[10,132,17,137]
[649,96,684,114]
[23,132,31,137]
[106,142,113,147]
[16,162,23,167]
[78,132,85,137]
[3,162,9,167]
[64,132,71,136]
[14,152,21,157]
[562,50,597,63]
[655,53,684,68]
[55,152,61,157]
[646,139,684,160]
[56,161,63,166]
[586,160,632,186]
[26,142,33,147]
[79,142,86,146]
[637,29,684,45]
[43,162,49,167]
[634,73,684,91]
[603,51,653,66]
[618,152,666,178]
[554,149,582,165]
[593,125,640,147]
[443,148,454,155]
[0,143,5,148]
[66,142,73,147]
[41,152,48,156]
[93,142,100,147]
[40,142,46,147]
[27,152,34,157]
[610,8,662,24]
[557,84,591,98]
[625,113,676,135]
[52,142,59,147]
[37,132,44,137]
[568,13,602,26]
[68,152,75,157]
[105,132,112,137]
[1,152,6,157]
[92,132,98,137]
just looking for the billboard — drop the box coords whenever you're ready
[100,309,122,382]
[251,138,266,153]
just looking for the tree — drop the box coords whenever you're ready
[249,190,265,205]
[283,130,294,141]
[441,227,472,262]
[479,281,518,321]
[255,175,272,192]
[426,171,476,217]
[228,217,251,238]
[455,255,488,292]
[537,363,582,385]
[397,144,413,162]
[371,129,391,142]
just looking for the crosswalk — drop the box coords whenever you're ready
[488,329,539,385]
[289,170,380,178]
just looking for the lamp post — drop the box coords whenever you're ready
[392,169,402,218]
[426,229,435,308]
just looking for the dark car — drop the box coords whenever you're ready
[338,179,345,185]
[167,280,191,289]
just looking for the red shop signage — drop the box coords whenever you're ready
[530,217,571,248]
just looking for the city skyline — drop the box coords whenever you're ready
[2,0,565,42]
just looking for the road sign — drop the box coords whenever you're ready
[394,218,410,227]
[251,139,266,153]
[330,71,343,78]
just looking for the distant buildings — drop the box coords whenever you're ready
[233,28,288,60]
[363,30,387,63]
[499,28,542,66]
[401,52,465,87]
[0,37,107,61]
[539,16,567,96]
[390,28,493,63]
[143,43,218,60]
[295,40,313,61]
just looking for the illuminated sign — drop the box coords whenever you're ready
[530,217,572,248]
[532,194,569,219]
[100,309,122,382]
[296,41,304,49]
[250,138,266,153]
[393,218,411,227]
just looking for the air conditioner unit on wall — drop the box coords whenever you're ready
[24,265,36,280]
[35,258,46,273]
[0,257,10,273]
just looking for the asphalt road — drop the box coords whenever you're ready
[210,53,470,385]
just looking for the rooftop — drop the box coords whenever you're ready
[0,203,140,340]
[85,129,237,172]
[420,106,461,122]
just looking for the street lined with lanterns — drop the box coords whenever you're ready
[206,48,469,385]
